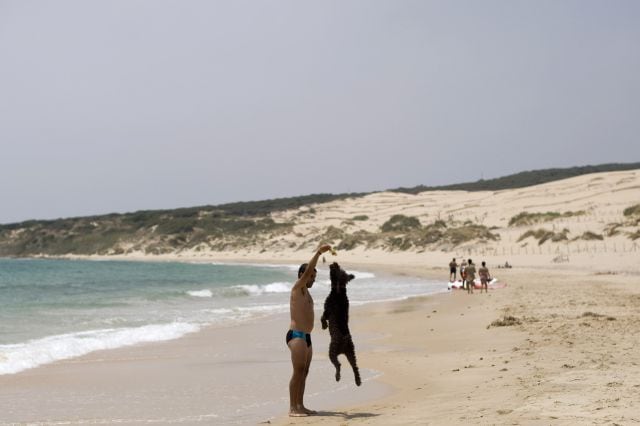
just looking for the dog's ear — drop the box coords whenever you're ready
[347,274,355,282]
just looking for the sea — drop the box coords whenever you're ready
[0,258,444,376]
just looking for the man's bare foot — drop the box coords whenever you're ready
[289,411,309,417]
[301,407,317,415]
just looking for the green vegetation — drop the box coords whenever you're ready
[380,215,421,232]
[314,216,499,253]
[391,162,640,194]
[375,218,497,251]
[508,211,585,227]
[336,230,376,251]
[518,228,570,245]
[604,223,622,237]
[623,204,640,217]
[490,316,521,327]
[575,231,604,241]
[0,210,293,256]
[603,205,640,241]
[440,224,499,246]
[351,215,369,221]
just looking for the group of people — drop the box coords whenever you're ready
[448,257,491,294]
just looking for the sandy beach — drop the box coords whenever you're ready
[2,170,639,424]
[2,259,639,425]
[273,265,640,425]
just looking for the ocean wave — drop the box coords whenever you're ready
[0,322,199,375]
[348,270,376,279]
[229,282,291,296]
[187,289,213,298]
[198,304,289,324]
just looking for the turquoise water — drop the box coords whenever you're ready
[0,258,444,375]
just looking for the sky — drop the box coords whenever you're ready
[1,1,639,224]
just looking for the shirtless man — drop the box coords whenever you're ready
[460,259,468,289]
[465,259,476,294]
[478,261,491,293]
[449,258,458,282]
[287,244,332,417]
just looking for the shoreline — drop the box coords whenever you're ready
[0,257,442,424]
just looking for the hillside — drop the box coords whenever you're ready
[389,162,640,194]
[0,165,639,258]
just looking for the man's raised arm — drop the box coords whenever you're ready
[293,244,332,290]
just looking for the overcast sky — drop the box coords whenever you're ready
[1,1,639,224]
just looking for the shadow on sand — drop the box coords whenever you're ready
[312,411,379,420]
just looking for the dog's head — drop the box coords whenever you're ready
[329,262,355,293]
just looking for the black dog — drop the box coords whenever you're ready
[321,262,361,386]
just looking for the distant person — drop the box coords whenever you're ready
[478,261,491,293]
[460,259,468,289]
[465,259,476,294]
[286,244,332,417]
[449,258,458,282]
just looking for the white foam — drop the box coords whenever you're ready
[0,322,200,375]
[349,270,376,279]
[187,289,213,298]
[198,304,289,325]
[233,282,291,296]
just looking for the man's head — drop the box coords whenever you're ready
[468,258,473,264]
[452,257,456,261]
[482,261,486,267]
[298,263,317,288]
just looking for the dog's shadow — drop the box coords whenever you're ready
[312,411,379,420]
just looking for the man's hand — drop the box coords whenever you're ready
[317,244,332,255]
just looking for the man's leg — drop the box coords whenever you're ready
[288,339,309,416]
[300,345,316,414]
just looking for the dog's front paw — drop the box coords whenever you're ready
[335,370,341,382]
[355,375,361,386]
[321,320,328,329]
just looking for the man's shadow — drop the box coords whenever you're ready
[312,411,379,420]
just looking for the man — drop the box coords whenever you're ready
[460,259,468,289]
[478,261,491,293]
[287,244,332,417]
[465,259,476,294]
[449,258,458,282]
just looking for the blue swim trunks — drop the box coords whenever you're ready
[286,329,311,347]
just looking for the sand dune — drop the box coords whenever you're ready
[146,169,640,276]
